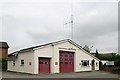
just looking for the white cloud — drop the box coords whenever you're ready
[1,2,118,53]
[1,0,119,3]
[92,32,118,53]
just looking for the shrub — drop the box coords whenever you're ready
[1,58,7,71]
[112,69,120,74]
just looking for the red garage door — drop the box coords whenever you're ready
[59,51,74,73]
[38,58,50,73]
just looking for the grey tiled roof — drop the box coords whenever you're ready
[0,42,9,48]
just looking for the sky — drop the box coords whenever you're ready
[0,0,119,53]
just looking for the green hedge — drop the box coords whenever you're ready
[112,69,120,74]
[0,59,1,70]
[0,58,7,71]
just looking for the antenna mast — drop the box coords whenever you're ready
[65,2,74,40]
[71,3,73,40]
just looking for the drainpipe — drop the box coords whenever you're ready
[52,44,54,73]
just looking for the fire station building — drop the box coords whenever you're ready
[7,39,100,74]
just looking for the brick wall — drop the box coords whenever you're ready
[0,48,8,59]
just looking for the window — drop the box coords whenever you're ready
[65,62,68,64]
[64,54,68,57]
[21,60,24,66]
[69,55,72,57]
[13,60,15,66]
[60,58,63,61]
[65,58,68,61]
[39,62,43,64]
[60,55,63,57]
[70,59,72,61]
[45,62,48,64]
[60,62,63,64]
[69,62,72,64]
[81,60,89,66]
[69,54,73,57]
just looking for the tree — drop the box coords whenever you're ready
[110,53,116,61]
[95,49,99,57]
[96,49,99,55]
[0,58,7,71]
[83,45,93,53]
[114,54,120,66]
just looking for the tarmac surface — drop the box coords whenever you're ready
[2,70,120,78]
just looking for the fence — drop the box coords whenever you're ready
[100,66,120,74]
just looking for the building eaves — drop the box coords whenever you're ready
[8,39,69,56]
[8,39,100,61]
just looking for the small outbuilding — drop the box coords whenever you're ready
[0,42,9,59]
[7,39,100,74]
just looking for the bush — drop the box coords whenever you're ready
[0,58,7,71]
[112,69,120,74]
[0,59,2,70]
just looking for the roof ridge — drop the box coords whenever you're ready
[10,39,70,54]
[8,39,100,61]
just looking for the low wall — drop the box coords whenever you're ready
[100,66,120,72]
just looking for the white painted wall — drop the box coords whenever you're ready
[75,49,99,72]
[33,41,99,74]
[7,51,34,74]
[33,46,53,74]
[53,41,99,73]
[8,41,99,74]
[33,42,77,74]
[53,42,76,73]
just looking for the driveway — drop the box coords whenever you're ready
[2,70,120,78]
